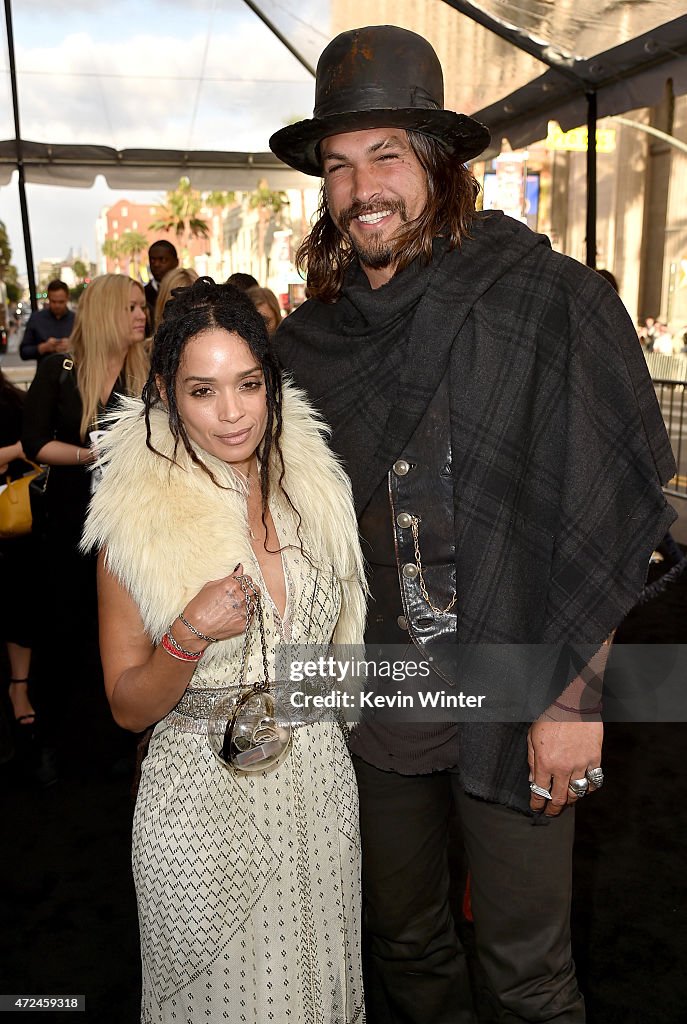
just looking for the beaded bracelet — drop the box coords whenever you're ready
[161,630,202,663]
[177,612,219,644]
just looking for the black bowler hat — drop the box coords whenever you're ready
[269,24,491,176]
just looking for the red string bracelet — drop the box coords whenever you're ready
[161,631,202,662]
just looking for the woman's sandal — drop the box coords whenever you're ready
[8,678,36,728]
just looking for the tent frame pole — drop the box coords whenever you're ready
[240,0,315,76]
[440,0,582,77]
[441,0,600,267]
[4,0,37,309]
[586,90,598,269]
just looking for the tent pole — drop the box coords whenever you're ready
[440,0,582,78]
[3,0,37,309]
[240,0,315,77]
[586,90,597,270]
[15,170,35,309]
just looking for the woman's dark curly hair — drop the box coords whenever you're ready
[142,277,284,521]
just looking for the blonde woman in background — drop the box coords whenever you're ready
[22,274,149,779]
[154,267,199,330]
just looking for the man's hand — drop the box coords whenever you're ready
[38,336,70,355]
[527,720,603,816]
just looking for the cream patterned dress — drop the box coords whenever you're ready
[133,501,365,1024]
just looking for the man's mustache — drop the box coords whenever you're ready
[339,199,408,231]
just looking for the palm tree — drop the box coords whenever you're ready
[102,238,123,273]
[118,230,149,279]
[206,190,236,209]
[148,177,211,260]
[72,259,88,283]
[248,181,290,279]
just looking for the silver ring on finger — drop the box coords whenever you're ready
[529,782,552,800]
[568,777,589,797]
[585,766,604,788]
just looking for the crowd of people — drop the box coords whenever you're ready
[593,271,687,357]
[638,315,687,355]
[0,23,681,1024]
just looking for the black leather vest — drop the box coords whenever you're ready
[351,379,461,773]
[359,379,458,676]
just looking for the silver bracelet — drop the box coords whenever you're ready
[177,612,219,644]
[76,448,82,463]
[164,627,203,659]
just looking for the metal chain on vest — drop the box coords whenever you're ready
[410,516,457,615]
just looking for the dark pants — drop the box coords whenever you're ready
[354,756,584,1024]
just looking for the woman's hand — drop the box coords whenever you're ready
[0,440,25,473]
[99,559,261,732]
[174,564,260,651]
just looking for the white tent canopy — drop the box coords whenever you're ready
[2,0,687,295]
[3,1,687,186]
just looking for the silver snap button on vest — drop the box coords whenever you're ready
[393,459,410,476]
[402,563,418,579]
[396,512,412,529]
[397,615,408,630]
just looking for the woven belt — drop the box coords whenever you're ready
[166,683,336,736]
[164,685,241,735]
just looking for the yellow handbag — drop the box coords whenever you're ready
[0,462,43,538]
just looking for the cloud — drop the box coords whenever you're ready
[1,2,317,273]
[11,24,314,151]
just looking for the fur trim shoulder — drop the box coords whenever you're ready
[82,383,366,646]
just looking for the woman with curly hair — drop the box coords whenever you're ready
[83,279,366,1024]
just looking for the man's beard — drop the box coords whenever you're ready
[350,233,395,270]
[338,199,408,270]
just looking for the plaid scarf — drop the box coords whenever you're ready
[278,212,676,809]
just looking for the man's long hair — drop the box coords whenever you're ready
[297,130,480,304]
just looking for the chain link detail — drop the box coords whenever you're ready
[235,575,271,691]
[409,516,457,616]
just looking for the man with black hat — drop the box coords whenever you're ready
[271,25,675,1024]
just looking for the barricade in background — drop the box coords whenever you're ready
[650,371,686,499]
[644,350,687,383]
